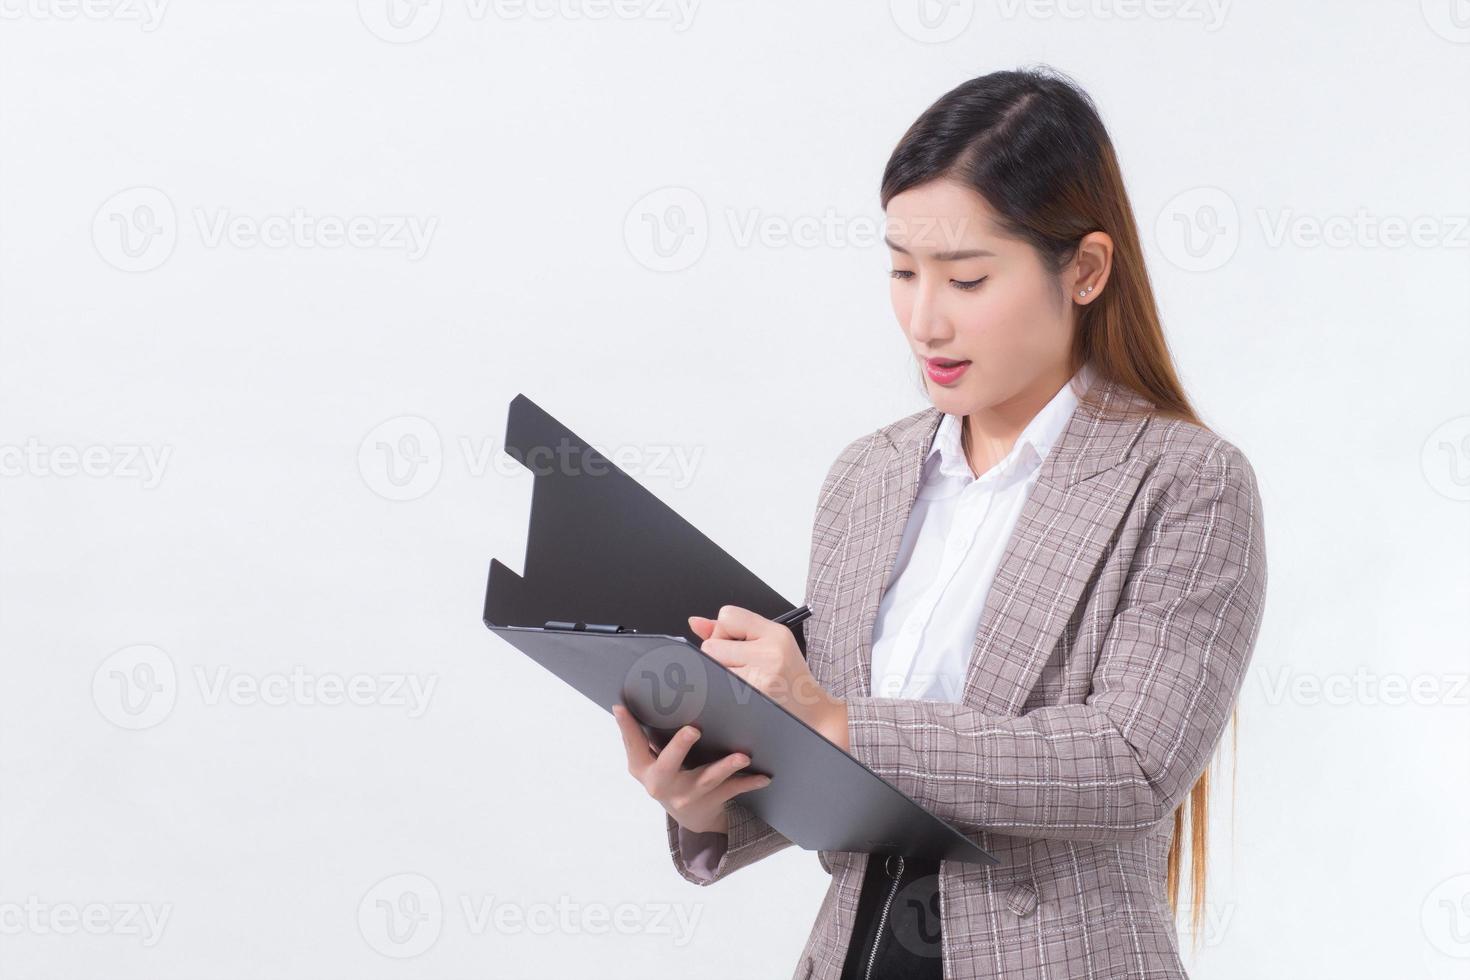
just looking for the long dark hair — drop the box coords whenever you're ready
[880,65,1226,946]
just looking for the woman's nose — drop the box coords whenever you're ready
[907,285,951,345]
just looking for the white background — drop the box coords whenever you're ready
[2,2,1467,978]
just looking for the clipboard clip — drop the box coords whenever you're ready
[544,620,638,634]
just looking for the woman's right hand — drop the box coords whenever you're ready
[612,703,772,835]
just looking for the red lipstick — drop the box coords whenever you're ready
[924,356,971,386]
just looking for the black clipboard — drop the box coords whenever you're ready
[483,394,998,866]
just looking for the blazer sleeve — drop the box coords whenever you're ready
[842,444,1268,841]
[664,800,794,885]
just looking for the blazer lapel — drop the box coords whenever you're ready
[831,377,1153,715]
[827,409,939,701]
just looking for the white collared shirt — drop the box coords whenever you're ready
[869,364,1094,701]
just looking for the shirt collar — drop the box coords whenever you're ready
[926,362,1096,482]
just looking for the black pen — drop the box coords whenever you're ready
[772,603,812,628]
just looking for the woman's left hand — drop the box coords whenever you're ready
[688,605,848,748]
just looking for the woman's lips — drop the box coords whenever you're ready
[924,357,971,386]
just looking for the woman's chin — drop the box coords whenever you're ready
[926,379,982,413]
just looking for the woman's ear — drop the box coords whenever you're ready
[1072,230,1114,300]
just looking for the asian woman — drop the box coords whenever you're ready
[613,65,1267,980]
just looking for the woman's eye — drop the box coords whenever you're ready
[951,277,987,291]
[889,269,915,281]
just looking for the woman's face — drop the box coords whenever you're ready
[884,178,1076,416]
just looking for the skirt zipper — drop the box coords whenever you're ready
[862,854,904,980]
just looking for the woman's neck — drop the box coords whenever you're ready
[960,366,1073,477]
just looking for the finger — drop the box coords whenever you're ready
[706,618,738,641]
[611,704,657,772]
[699,635,752,671]
[646,723,702,784]
[687,615,714,641]
[692,613,756,644]
[712,771,774,806]
[688,749,754,795]
[712,604,770,641]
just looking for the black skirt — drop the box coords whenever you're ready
[838,853,943,979]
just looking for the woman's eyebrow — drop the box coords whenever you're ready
[883,236,996,261]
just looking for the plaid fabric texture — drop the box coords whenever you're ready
[665,377,1269,980]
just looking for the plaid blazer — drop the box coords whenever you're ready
[664,377,1268,980]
